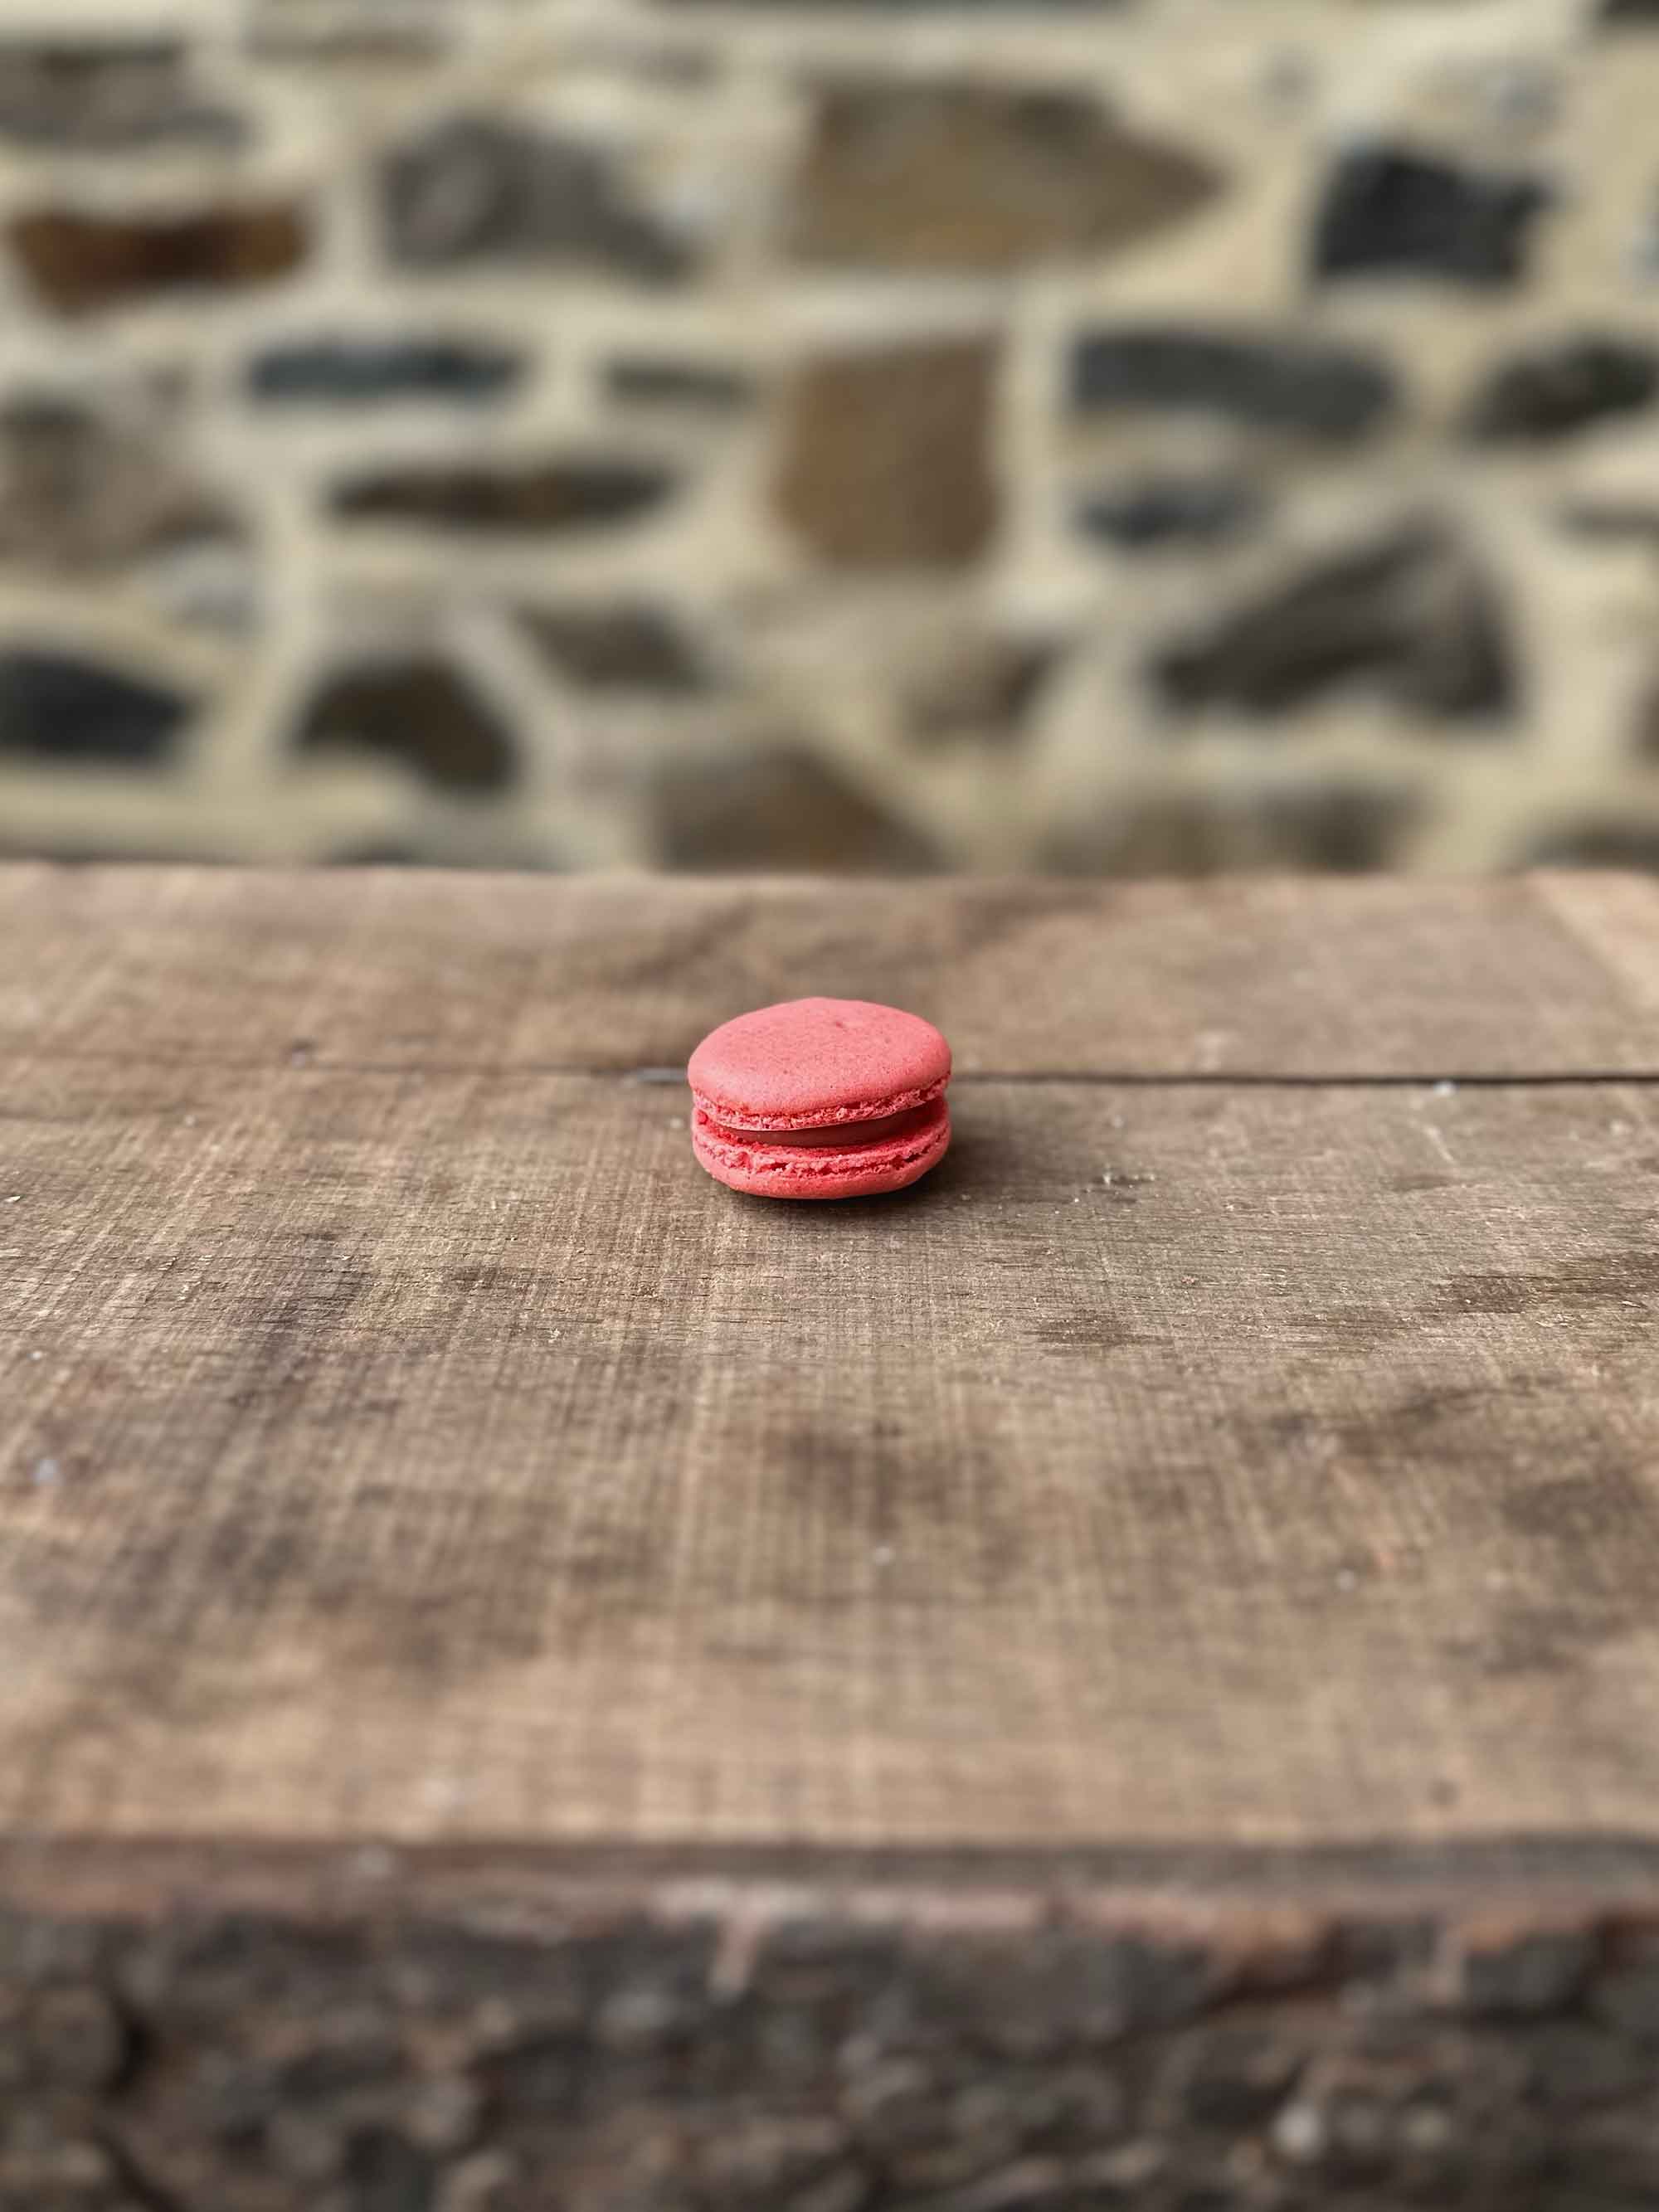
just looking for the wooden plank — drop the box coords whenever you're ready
[3,863,1658,1078]
[6,1050,1659,1856]
[7,1837,1659,2212]
[10,866,1659,2207]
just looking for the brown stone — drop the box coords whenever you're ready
[332,459,674,532]
[791,80,1220,272]
[295,659,516,793]
[654,742,941,869]
[9,203,309,314]
[773,338,998,569]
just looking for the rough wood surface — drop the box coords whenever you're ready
[5,863,1659,1078]
[5,864,1659,2211]
[7,1061,1659,1855]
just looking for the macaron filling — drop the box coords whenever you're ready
[690,1092,950,1191]
[697,1101,937,1150]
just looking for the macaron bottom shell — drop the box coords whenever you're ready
[691,1097,951,1200]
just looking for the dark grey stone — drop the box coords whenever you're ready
[606,358,754,410]
[518,605,707,693]
[1312,146,1550,286]
[1076,474,1264,550]
[295,660,515,793]
[383,119,691,281]
[0,39,246,149]
[1069,328,1397,439]
[1462,336,1659,441]
[1152,524,1516,723]
[0,650,192,763]
[331,460,675,532]
[248,339,524,406]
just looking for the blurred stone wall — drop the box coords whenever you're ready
[1,0,1659,873]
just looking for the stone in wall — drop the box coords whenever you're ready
[138,524,260,634]
[1559,501,1659,544]
[1460,336,1659,443]
[1153,525,1515,723]
[383,120,692,283]
[1312,148,1550,287]
[901,633,1058,745]
[0,651,192,765]
[0,396,233,574]
[1048,785,1418,875]
[1529,824,1659,868]
[331,459,676,532]
[249,338,524,406]
[0,39,245,149]
[791,81,1219,272]
[249,0,450,60]
[518,605,707,693]
[606,359,755,411]
[654,744,940,870]
[662,0,1124,7]
[774,338,998,568]
[295,661,514,793]
[1077,474,1263,551]
[1069,328,1397,440]
[9,205,309,315]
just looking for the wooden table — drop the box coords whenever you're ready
[4,866,1659,2211]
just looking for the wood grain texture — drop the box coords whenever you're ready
[4,863,1659,1078]
[8,866,1659,2210]
[4,897,1659,1852]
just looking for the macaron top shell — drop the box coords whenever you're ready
[688,997,951,1130]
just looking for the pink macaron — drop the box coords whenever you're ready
[688,998,951,1200]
